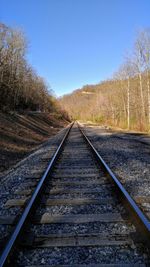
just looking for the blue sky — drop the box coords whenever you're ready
[1,0,150,96]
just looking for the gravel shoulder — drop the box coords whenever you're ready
[82,123,150,217]
[0,125,69,222]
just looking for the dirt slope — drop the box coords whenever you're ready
[0,112,68,174]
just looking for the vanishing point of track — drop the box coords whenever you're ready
[0,122,150,266]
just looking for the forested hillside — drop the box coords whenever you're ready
[0,22,70,173]
[60,29,150,131]
[0,23,68,120]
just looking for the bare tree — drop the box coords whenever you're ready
[114,59,135,129]
[0,22,61,114]
[140,29,150,127]
[132,31,147,121]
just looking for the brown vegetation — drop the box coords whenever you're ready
[60,29,150,132]
[0,112,68,174]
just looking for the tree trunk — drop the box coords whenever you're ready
[139,72,145,119]
[147,70,150,128]
[120,81,127,123]
[127,77,130,129]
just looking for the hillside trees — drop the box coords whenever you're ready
[60,29,150,131]
[0,22,64,116]
[138,29,150,126]
[120,29,150,129]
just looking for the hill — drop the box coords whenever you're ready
[0,112,68,174]
[60,74,150,132]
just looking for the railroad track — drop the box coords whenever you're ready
[0,122,150,266]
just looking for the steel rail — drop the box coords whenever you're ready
[78,122,150,249]
[0,122,74,267]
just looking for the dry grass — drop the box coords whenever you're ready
[0,112,68,174]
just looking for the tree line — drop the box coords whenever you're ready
[60,29,150,131]
[0,22,68,119]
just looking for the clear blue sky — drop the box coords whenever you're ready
[1,0,150,96]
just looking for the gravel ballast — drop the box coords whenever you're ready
[0,126,69,237]
[82,124,150,216]
[0,123,150,266]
